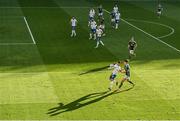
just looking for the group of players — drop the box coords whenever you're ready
[70,4,121,48]
[70,3,163,91]
[70,4,138,91]
[107,3,163,91]
[108,59,134,91]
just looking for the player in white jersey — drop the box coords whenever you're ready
[108,61,122,91]
[113,4,119,14]
[70,17,78,37]
[88,19,97,40]
[115,11,121,29]
[89,8,95,20]
[95,26,104,48]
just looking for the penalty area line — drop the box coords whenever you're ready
[103,9,180,54]
[23,16,36,44]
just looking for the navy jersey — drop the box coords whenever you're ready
[158,7,162,12]
[158,5,163,12]
[98,7,103,13]
[124,64,130,77]
[111,12,116,19]
[129,41,137,50]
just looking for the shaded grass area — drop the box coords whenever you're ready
[0,0,179,120]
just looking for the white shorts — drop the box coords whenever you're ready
[157,11,161,15]
[129,50,134,54]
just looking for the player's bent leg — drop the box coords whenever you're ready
[127,78,135,87]
[118,78,126,89]
[94,34,96,40]
[100,40,104,46]
[95,41,99,48]
[89,33,92,40]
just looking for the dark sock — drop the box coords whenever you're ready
[128,80,134,85]
[119,82,123,89]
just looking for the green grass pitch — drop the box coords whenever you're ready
[0,0,180,120]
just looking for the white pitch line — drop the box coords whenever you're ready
[0,6,91,9]
[0,43,35,45]
[103,9,180,53]
[124,18,175,39]
[23,16,36,44]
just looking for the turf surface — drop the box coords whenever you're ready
[0,0,180,120]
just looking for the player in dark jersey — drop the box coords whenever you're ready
[157,4,163,18]
[118,59,135,89]
[128,36,137,59]
[98,5,103,20]
[110,10,116,28]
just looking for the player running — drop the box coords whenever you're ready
[70,16,78,37]
[98,5,104,20]
[128,36,137,59]
[89,8,95,20]
[157,3,163,18]
[108,61,122,91]
[110,10,116,28]
[115,11,121,29]
[88,19,97,40]
[95,26,104,48]
[118,59,135,89]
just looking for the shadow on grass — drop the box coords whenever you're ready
[79,65,109,75]
[47,86,134,116]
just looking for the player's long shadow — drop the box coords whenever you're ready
[79,66,109,75]
[47,87,133,116]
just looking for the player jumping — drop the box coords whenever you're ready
[108,61,122,91]
[118,59,135,89]
[95,26,104,48]
[128,36,137,59]
[88,19,97,40]
[70,16,78,37]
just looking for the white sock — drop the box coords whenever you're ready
[116,24,118,29]
[71,30,73,36]
[96,41,99,48]
[100,41,104,46]
[94,34,96,40]
[73,30,76,36]
[109,81,114,89]
[89,33,92,39]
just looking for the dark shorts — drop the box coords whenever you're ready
[97,36,101,41]
[109,74,117,81]
[89,16,94,20]
[72,26,76,30]
[91,29,96,33]
[115,19,120,23]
